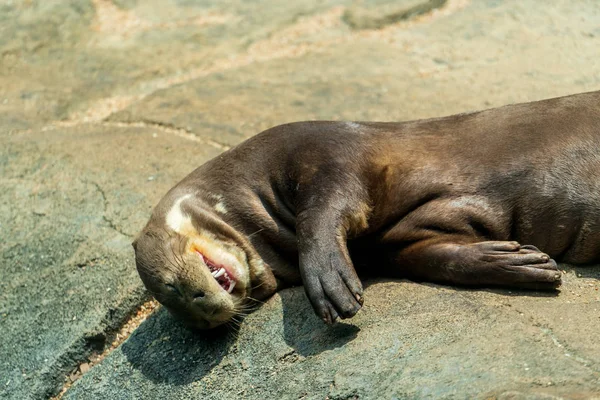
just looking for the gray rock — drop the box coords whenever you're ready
[65,276,600,399]
[108,0,600,145]
[0,125,221,399]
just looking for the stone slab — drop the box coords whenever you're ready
[108,0,600,145]
[0,125,221,399]
[65,273,600,399]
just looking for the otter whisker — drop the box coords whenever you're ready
[169,231,185,268]
[234,306,255,313]
[227,316,243,330]
[162,226,186,269]
[245,296,266,305]
[176,234,187,266]
[163,245,182,273]
[234,309,256,317]
[229,317,245,330]
[226,323,241,338]
[233,299,257,311]
[165,248,181,271]
[234,303,258,312]
[230,308,248,318]
[159,227,184,272]
[248,281,268,294]
[247,227,265,238]
[169,242,183,271]
[251,279,267,289]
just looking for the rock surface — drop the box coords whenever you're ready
[1,0,600,399]
[65,275,600,399]
[1,124,222,398]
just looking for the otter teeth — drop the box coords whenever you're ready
[213,268,226,278]
[195,250,236,293]
[227,281,236,293]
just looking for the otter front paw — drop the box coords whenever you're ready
[300,251,364,324]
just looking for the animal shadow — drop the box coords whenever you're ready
[121,307,235,385]
[278,287,360,357]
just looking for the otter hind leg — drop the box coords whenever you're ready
[395,238,562,290]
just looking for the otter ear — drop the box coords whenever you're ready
[132,237,139,251]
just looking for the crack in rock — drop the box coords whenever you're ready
[86,180,131,238]
[343,0,448,30]
[100,120,231,150]
[498,300,599,375]
[49,296,157,400]
[539,326,599,374]
[11,119,230,151]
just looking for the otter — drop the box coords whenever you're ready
[133,90,600,329]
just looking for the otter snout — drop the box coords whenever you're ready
[160,278,238,329]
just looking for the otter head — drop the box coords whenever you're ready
[133,193,265,329]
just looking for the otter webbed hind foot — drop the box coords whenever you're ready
[396,239,562,290]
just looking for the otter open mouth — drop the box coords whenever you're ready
[194,250,236,293]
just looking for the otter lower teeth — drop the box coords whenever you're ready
[227,281,236,293]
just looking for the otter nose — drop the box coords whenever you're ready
[192,290,206,302]
[190,291,221,317]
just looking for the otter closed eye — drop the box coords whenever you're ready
[165,283,182,297]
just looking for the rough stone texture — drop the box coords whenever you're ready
[109,0,600,144]
[0,125,222,399]
[64,273,600,400]
[1,0,600,399]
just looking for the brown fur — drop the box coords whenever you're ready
[134,90,600,327]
